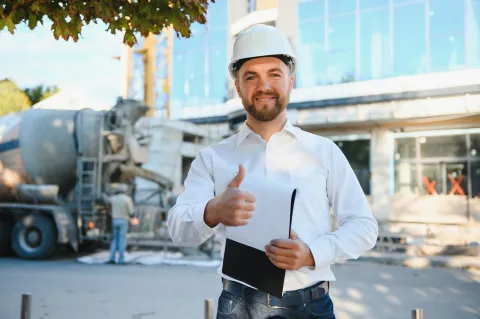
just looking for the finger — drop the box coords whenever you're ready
[241,191,256,203]
[232,218,251,226]
[290,229,298,240]
[270,239,299,249]
[228,164,245,188]
[243,202,255,212]
[265,244,298,258]
[265,250,296,264]
[269,259,295,271]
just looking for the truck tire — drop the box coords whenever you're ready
[0,219,12,256]
[11,214,57,260]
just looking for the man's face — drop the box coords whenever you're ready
[235,56,294,122]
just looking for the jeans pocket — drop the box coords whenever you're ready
[217,291,240,315]
[304,294,335,318]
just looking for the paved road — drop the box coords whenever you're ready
[0,257,479,319]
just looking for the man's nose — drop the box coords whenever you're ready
[256,76,271,92]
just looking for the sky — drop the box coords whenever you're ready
[0,19,125,107]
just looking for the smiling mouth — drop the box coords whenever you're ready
[255,96,275,101]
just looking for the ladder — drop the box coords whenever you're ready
[76,157,98,218]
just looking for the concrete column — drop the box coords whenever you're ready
[370,127,394,222]
[276,0,298,54]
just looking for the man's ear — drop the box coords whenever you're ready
[288,75,295,93]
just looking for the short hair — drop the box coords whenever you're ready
[232,54,294,80]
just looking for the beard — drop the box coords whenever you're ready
[242,90,289,122]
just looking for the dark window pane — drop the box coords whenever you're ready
[325,14,356,83]
[393,2,428,76]
[360,0,389,10]
[470,134,480,157]
[467,0,480,67]
[419,135,467,158]
[335,140,371,194]
[298,0,325,21]
[395,138,416,160]
[395,162,418,194]
[328,0,356,15]
[430,33,466,72]
[471,162,480,198]
[359,8,391,80]
[297,20,326,87]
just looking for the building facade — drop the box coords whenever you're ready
[127,0,480,230]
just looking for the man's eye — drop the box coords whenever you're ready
[272,73,280,78]
[246,76,254,80]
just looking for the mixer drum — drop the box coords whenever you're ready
[0,108,102,201]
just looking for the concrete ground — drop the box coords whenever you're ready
[0,257,479,319]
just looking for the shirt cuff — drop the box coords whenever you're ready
[192,199,219,241]
[306,235,334,270]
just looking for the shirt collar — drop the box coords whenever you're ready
[236,119,298,146]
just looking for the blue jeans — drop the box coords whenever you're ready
[216,289,336,319]
[109,218,129,264]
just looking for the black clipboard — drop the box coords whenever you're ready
[221,188,298,298]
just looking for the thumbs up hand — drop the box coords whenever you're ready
[204,164,256,227]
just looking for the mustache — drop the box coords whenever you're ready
[252,91,279,99]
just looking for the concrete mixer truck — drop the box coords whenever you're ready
[0,98,173,259]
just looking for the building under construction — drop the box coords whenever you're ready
[123,0,480,246]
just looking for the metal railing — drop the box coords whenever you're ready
[18,293,424,319]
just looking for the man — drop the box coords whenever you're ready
[103,183,136,265]
[167,24,378,318]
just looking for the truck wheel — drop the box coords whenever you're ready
[0,219,12,256]
[11,214,57,260]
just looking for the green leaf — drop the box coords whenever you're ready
[28,14,38,29]
[5,16,15,34]
[0,19,5,31]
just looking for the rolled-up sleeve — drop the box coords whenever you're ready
[308,141,379,269]
[167,149,219,247]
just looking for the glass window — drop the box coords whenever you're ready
[298,0,325,22]
[395,137,416,160]
[429,0,466,72]
[471,162,480,198]
[206,46,228,105]
[429,0,464,35]
[430,33,466,72]
[393,2,428,76]
[359,8,391,80]
[208,0,228,29]
[420,163,442,195]
[466,0,480,68]
[395,162,418,194]
[325,14,356,84]
[445,162,468,196]
[297,20,326,88]
[335,139,371,194]
[359,0,389,10]
[419,135,467,158]
[470,134,480,157]
[328,0,356,15]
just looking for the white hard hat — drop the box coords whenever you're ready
[228,24,296,79]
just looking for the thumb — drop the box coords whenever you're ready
[290,228,298,240]
[228,164,245,188]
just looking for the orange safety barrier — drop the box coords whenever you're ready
[422,176,437,195]
[448,174,465,195]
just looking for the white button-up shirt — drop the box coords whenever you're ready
[167,120,378,292]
